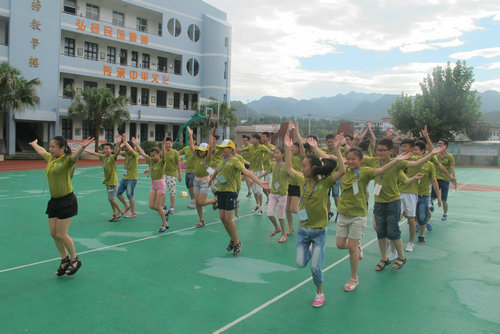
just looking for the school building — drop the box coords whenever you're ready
[0,0,231,156]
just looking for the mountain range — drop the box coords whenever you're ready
[232,90,500,125]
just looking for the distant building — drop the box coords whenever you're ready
[0,0,231,155]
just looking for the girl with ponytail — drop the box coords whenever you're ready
[30,135,94,277]
[284,133,345,308]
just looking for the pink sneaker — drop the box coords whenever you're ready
[125,212,136,218]
[312,293,325,308]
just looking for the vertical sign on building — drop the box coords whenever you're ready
[29,0,42,68]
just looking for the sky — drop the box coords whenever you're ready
[205,0,500,102]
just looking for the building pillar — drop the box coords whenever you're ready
[48,122,55,141]
[6,109,16,155]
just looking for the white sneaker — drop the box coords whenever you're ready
[187,200,196,209]
[406,242,415,252]
[257,208,264,215]
[252,206,260,213]
[388,252,398,261]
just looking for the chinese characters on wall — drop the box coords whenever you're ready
[29,0,42,67]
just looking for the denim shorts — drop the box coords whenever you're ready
[106,185,118,200]
[432,179,450,202]
[117,179,137,199]
[185,172,195,188]
[374,200,401,240]
[416,195,429,226]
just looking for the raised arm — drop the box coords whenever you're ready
[242,168,271,190]
[176,153,182,182]
[284,134,302,178]
[71,137,94,162]
[113,134,122,155]
[406,146,446,168]
[121,133,135,154]
[29,139,47,157]
[403,172,424,185]
[290,121,306,158]
[331,134,346,181]
[373,152,412,176]
[187,126,197,155]
[420,125,434,153]
[367,121,377,150]
[431,177,442,207]
[131,137,147,158]
[84,149,101,157]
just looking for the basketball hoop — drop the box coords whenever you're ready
[208,114,218,124]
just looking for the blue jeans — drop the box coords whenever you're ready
[296,227,327,287]
[185,172,195,188]
[117,179,137,199]
[417,195,429,226]
[431,179,450,201]
[374,200,401,240]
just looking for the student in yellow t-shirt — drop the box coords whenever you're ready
[336,147,415,292]
[187,126,217,228]
[258,147,289,243]
[117,133,139,218]
[431,138,456,221]
[162,137,182,214]
[132,137,170,232]
[240,135,253,197]
[209,139,270,256]
[179,140,197,209]
[29,136,94,277]
[284,133,345,308]
[84,139,122,221]
[285,121,306,235]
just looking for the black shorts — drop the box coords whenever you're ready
[46,192,78,219]
[288,185,300,197]
[217,191,238,211]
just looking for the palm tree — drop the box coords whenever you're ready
[0,62,41,145]
[68,87,130,152]
[218,102,239,139]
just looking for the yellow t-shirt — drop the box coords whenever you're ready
[293,173,337,228]
[44,152,76,198]
[242,144,268,171]
[288,154,303,186]
[193,153,211,177]
[179,146,195,173]
[268,162,289,195]
[364,157,408,203]
[209,147,223,168]
[398,155,422,194]
[262,143,275,170]
[417,161,436,196]
[337,166,375,217]
[98,154,118,186]
[145,156,166,180]
[433,153,455,182]
[216,156,244,192]
[163,150,180,177]
[120,151,138,180]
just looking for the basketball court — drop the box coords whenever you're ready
[1,164,499,333]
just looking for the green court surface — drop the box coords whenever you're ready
[1,166,500,333]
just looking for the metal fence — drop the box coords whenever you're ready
[448,141,500,166]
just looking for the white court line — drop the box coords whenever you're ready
[0,213,255,274]
[213,177,478,333]
[449,219,500,227]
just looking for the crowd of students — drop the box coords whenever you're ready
[30,120,457,308]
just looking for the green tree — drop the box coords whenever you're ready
[468,121,490,141]
[68,87,130,151]
[389,61,482,141]
[0,62,41,142]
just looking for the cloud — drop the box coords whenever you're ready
[450,47,500,60]
[205,0,500,100]
[479,62,500,70]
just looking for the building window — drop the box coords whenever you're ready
[130,87,137,104]
[173,92,180,109]
[84,81,97,90]
[183,94,189,110]
[62,118,73,139]
[167,18,181,37]
[157,90,167,107]
[64,38,75,56]
[63,0,76,15]
[186,58,199,76]
[119,85,127,97]
[188,24,200,42]
[136,17,147,33]
[225,37,229,47]
[140,123,147,142]
[131,51,138,67]
[158,23,162,36]
[141,88,149,106]
[224,61,228,80]
[85,4,99,21]
[192,94,198,110]
[130,123,137,138]
[142,53,150,69]
[119,49,127,65]
[155,124,165,141]
[104,126,114,142]
[106,84,115,95]
[223,94,227,102]
[174,59,181,75]
[82,120,93,138]
[112,11,125,27]
[84,42,98,60]
[62,78,74,98]
[107,46,116,63]
[158,57,167,72]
